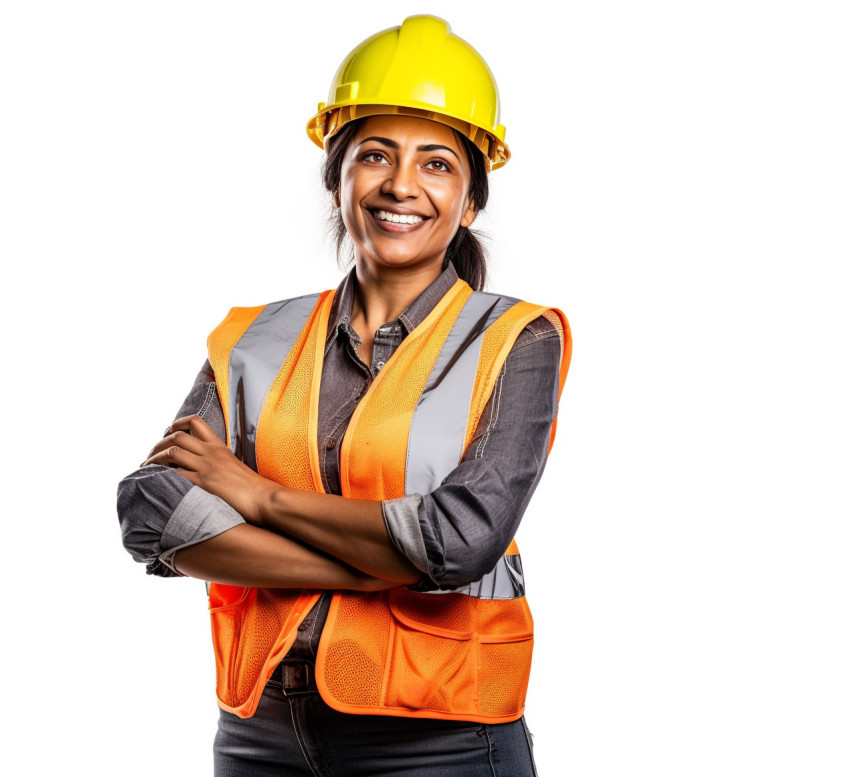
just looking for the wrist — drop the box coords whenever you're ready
[255,480,288,528]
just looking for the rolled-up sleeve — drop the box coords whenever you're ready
[382,317,563,588]
[116,360,245,577]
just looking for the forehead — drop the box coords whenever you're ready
[352,114,463,152]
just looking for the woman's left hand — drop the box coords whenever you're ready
[141,414,276,523]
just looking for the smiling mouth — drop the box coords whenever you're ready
[368,208,429,227]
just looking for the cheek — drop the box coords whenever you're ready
[338,168,379,222]
[337,180,363,232]
[340,202,363,241]
[435,185,471,228]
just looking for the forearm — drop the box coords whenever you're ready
[173,523,393,590]
[118,463,245,577]
[257,489,422,584]
[142,418,422,583]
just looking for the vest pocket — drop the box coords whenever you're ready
[384,589,534,718]
[384,618,476,713]
[476,637,534,718]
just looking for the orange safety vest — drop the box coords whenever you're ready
[205,277,572,722]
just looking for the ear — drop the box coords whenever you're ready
[460,199,477,228]
[333,189,341,209]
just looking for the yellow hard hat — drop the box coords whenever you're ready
[306,15,510,171]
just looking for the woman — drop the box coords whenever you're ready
[118,15,571,776]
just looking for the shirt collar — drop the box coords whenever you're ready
[326,261,460,345]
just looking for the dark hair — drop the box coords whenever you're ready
[321,118,490,291]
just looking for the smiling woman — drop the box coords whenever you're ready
[323,112,491,292]
[338,117,477,264]
[117,14,572,777]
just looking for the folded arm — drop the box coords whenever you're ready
[116,360,394,590]
[141,317,563,589]
[255,320,562,588]
[171,524,392,591]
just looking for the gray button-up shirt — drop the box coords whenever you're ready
[118,261,563,608]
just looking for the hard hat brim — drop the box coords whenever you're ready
[306,103,510,172]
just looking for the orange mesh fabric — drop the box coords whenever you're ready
[473,596,534,640]
[465,303,572,454]
[541,307,572,452]
[340,279,471,500]
[313,285,551,723]
[206,305,267,448]
[210,589,320,717]
[205,294,332,719]
[391,591,533,643]
[256,291,334,491]
[206,286,570,724]
[384,626,473,713]
[391,589,475,635]
[477,639,534,718]
[542,308,564,348]
[464,301,546,451]
[321,593,391,707]
[318,588,534,721]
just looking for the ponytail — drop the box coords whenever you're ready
[441,131,490,291]
[443,226,488,291]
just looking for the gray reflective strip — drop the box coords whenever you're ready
[228,294,321,469]
[405,291,519,496]
[428,554,525,600]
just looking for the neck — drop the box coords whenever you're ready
[351,258,445,330]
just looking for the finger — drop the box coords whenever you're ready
[142,444,203,471]
[167,414,219,443]
[187,414,220,443]
[147,430,206,460]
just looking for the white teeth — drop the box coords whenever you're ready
[374,209,424,225]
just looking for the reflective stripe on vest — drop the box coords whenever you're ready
[404,290,518,496]
[205,278,572,722]
[227,294,320,470]
[428,553,525,600]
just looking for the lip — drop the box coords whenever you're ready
[367,207,430,233]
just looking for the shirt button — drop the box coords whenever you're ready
[326,437,336,450]
[376,360,385,371]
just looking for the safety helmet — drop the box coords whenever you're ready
[306,15,510,171]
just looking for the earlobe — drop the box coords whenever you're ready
[333,190,341,209]
[460,201,477,228]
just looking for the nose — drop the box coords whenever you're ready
[381,157,420,200]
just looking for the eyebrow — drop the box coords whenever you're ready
[356,136,461,162]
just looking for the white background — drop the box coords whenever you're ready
[2,1,848,775]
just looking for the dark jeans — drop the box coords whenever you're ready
[214,680,538,777]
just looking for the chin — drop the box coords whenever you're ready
[365,253,444,272]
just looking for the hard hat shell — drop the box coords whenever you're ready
[306,15,510,171]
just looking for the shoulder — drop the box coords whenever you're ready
[208,292,326,339]
[501,315,564,383]
[467,289,568,354]
[219,292,325,319]
[511,313,562,351]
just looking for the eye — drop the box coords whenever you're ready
[425,159,452,172]
[361,151,389,164]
